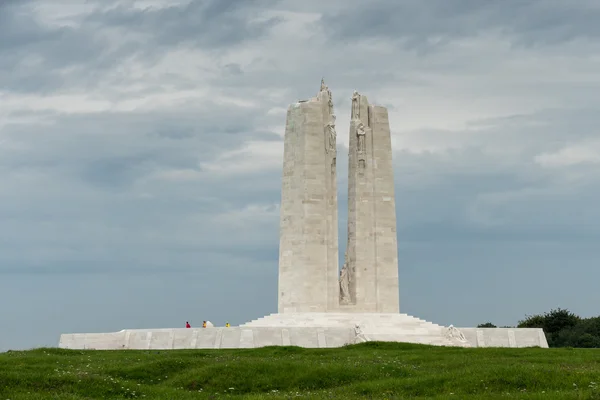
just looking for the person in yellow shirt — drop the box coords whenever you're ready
[225,322,230,328]
[202,321,207,328]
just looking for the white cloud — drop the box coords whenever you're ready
[535,141,600,167]
[199,140,283,175]
[215,203,280,227]
[151,168,203,182]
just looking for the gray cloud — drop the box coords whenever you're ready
[0,0,281,95]
[322,0,600,47]
[85,0,282,49]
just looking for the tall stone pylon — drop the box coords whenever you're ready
[340,91,400,313]
[278,79,339,313]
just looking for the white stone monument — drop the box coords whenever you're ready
[277,84,400,314]
[58,80,549,350]
[278,79,340,313]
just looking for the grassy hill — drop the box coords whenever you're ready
[1,342,599,399]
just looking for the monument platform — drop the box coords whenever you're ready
[59,313,548,350]
[58,326,355,350]
[242,312,548,348]
[241,312,468,347]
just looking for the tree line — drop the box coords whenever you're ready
[477,308,600,348]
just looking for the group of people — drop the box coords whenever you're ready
[185,321,230,328]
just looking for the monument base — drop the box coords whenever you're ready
[58,313,548,349]
[58,327,356,350]
[241,312,468,347]
[241,312,548,348]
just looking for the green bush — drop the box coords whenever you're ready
[518,309,599,348]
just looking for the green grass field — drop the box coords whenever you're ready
[1,342,599,399]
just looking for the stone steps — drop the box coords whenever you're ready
[241,313,448,338]
[241,312,443,330]
[237,312,469,347]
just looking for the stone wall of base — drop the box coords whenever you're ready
[457,327,549,348]
[59,326,548,350]
[59,327,356,350]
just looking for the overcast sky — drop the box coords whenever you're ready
[2,0,600,351]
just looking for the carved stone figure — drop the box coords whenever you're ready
[320,78,334,115]
[358,159,366,171]
[326,115,337,153]
[351,90,360,120]
[353,324,368,343]
[356,121,366,153]
[444,325,468,343]
[339,260,351,304]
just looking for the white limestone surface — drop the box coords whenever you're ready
[344,95,400,313]
[59,327,356,350]
[457,327,549,348]
[241,313,548,348]
[278,91,338,314]
[242,312,467,347]
[59,318,548,349]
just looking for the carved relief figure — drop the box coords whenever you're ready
[326,114,337,153]
[320,78,335,116]
[353,324,367,343]
[339,260,351,304]
[351,90,360,120]
[445,325,468,343]
[358,159,366,171]
[320,78,328,92]
[356,121,366,153]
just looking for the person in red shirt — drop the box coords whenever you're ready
[185,321,191,328]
